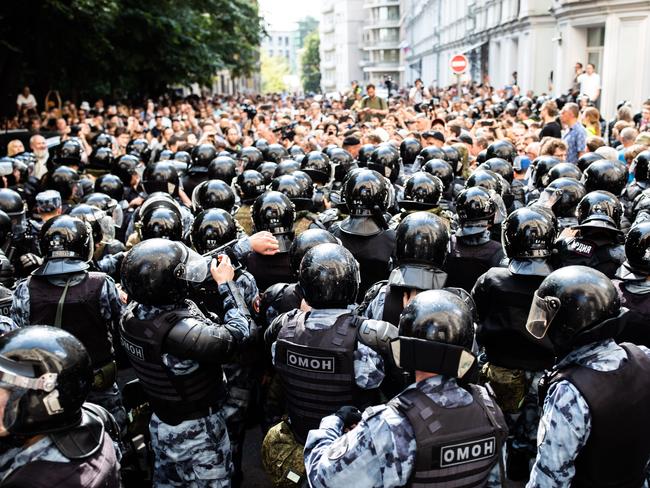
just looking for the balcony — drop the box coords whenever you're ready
[362,0,399,8]
[363,19,400,30]
[362,41,400,50]
[361,61,402,72]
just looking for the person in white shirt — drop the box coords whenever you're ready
[16,86,37,113]
[577,63,601,106]
[29,135,49,179]
[408,78,431,106]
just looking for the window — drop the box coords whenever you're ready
[586,26,605,71]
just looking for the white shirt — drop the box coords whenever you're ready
[577,72,601,101]
[16,93,37,109]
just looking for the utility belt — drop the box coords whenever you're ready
[155,402,223,426]
[92,360,117,391]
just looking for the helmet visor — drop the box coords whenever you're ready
[110,202,123,228]
[175,248,209,283]
[539,187,563,208]
[526,292,561,339]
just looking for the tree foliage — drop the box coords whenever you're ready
[0,0,263,108]
[261,53,289,93]
[301,31,321,94]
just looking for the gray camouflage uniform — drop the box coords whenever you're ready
[10,272,127,430]
[527,339,650,488]
[304,375,502,487]
[131,295,249,488]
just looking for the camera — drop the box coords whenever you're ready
[241,103,257,120]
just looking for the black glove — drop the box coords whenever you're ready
[335,406,362,429]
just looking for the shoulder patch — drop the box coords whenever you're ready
[567,238,596,257]
[327,435,349,460]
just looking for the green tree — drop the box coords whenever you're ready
[301,31,321,94]
[261,53,289,93]
[0,0,263,110]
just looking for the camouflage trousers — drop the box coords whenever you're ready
[87,382,127,435]
[150,410,233,488]
[261,420,307,488]
[222,363,256,483]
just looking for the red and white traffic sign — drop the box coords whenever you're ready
[450,54,469,74]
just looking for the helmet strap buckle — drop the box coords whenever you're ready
[43,389,64,415]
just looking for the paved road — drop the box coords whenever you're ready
[241,426,272,487]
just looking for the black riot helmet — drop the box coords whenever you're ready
[299,243,359,309]
[208,155,237,183]
[142,161,179,197]
[274,159,301,178]
[502,206,556,259]
[252,191,295,252]
[254,138,270,155]
[112,154,139,186]
[191,143,217,171]
[173,150,192,165]
[526,266,621,354]
[390,212,449,291]
[368,145,400,183]
[532,156,561,189]
[88,147,113,172]
[158,149,174,161]
[192,179,236,213]
[240,146,264,170]
[0,188,25,219]
[271,174,313,211]
[257,162,278,184]
[582,159,628,195]
[357,144,376,167]
[476,149,488,165]
[576,190,622,232]
[266,143,289,163]
[289,145,306,158]
[48,166,79,201]
[546,162,582,184]
[140,205,182,241]
[418,146,446,165]
[395,290,475,377]
[68,204,106,246]
[577,152,604,173]
[486,139,516,163]
[422,159,454,191]
[0,210,12,246]
[53,139,83,169]
[400,138,422,167]
[544,177,587,218]
[340,169,389,236]
[93,133,112,149]
[455,187,497,236]
[465,170,503,194]
[300,151,332,185]
[329,148,358,183]
[191,208,238,254]
[94,174,124,201]
[623,221,650,274]
[632,150,650,183]
[479,158,514,183]
[235,170,267,204]
[127,138,151,164]
[35,215,92,276]
[121,239,209,305]
[0,326,93,436]
[398,172,443,210]
[288,228,339,278]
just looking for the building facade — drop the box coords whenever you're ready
[261,29,300,74]
[320,0,366,94]
[361,0,404,87]
[402,0,650,117]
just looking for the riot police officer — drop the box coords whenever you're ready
[120,238,251,487]
[329,169,396,300]
[234,170,267,235]
[0,210,15,290]
[181,143,217,197]
[259,228,339,327]
[304,289,507,487]
[263,243,386,486]
[245,191,295,292]
[422,158,455,212]
[362,211,449,325]
[388,172,449,230]
[399,137,422,180]
[444,187,504,292]
[612,220,650,347]
[542,177,586,231]
[621,150,650,217]
[270,172,319,235]
[10,215,126,430]
[472,206,557,480]
[525,266,650,487]
[552,190,625,278]
[0,326,121,487]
